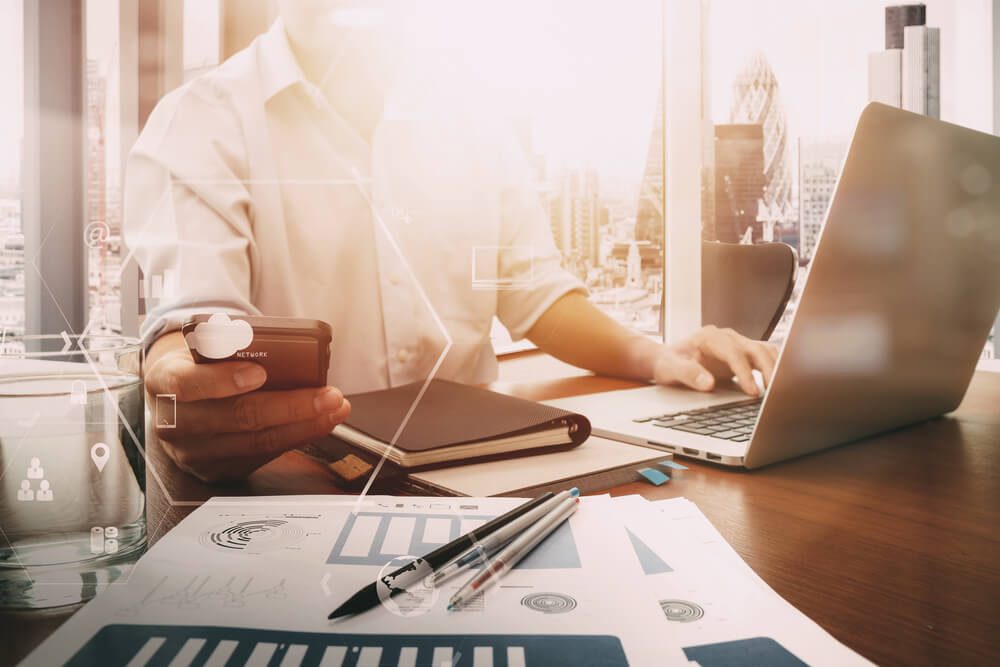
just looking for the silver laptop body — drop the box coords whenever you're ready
[549,103,1000,468]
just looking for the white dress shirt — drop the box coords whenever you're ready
[124,20,584,395]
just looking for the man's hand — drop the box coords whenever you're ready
[527,293,777,395]
[651,325,778,396]
[145,332,351,482]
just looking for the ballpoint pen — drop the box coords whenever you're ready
[327,491,555,619]
[448,494,580,610]
[432,488,580,586]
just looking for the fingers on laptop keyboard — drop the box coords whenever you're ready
[647,419,754,441]
[634,401,761,441]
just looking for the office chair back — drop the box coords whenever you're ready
[701,241,797,341]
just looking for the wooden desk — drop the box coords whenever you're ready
[6,355,1000,666]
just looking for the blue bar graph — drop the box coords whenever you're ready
[65,624,629,667]
[326,512,581,569]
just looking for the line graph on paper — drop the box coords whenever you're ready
[117,575,288,615]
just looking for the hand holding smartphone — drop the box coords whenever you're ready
[182,314,332,389]
[144,316,346,482]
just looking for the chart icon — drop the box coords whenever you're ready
[200,519,306,554]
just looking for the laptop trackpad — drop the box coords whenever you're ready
[547,384,748,419]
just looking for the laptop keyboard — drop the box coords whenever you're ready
[632,398,762,443]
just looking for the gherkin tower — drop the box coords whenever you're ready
[729,52,793,222]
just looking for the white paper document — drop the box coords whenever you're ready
[25,494,871,666]
[614,496,872,666]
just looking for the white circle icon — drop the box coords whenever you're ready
[375,555,439,618]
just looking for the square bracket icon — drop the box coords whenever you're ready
[155,394,177,429]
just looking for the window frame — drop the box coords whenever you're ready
[992,0,1000,357]
[19,0,184,339]
[22,0,87,336]
[661,0,706,342]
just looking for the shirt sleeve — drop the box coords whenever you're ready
[123,78,261,347]
[492,126,587,341]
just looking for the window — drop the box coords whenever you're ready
[83,0,224,336]
[8,2,996,359]
[85,0,123,334]
[460,0,665,344]
[697,0,996,350]
[0,0,23,346]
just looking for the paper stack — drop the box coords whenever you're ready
[25,494,871,666]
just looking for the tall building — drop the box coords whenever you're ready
[798,139,846,263]
[868,5,938,118]
[901,24,940,118]
[868,49,904,107]
[85,59,123,334]
[635,92,663,248]
[549,169,601,270]
[86,60,107,229]
[728,52,793,229]
[0,199,24,336]
[885,4,926,49]
[712,124,764,243]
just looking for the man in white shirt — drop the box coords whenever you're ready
[128,1,777,482]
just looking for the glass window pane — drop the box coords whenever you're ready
[702,0,995,347]
[470,0,664,337]
[85,0,123,334]
[0,0,24,348]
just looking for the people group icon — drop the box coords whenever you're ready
[16,456,53,502]
[37,480,53,501]
[26,457,44,479]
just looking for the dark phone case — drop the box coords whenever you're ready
[181,315,332,389]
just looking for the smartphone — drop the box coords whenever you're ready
[182,314,332,390]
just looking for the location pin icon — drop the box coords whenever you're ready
[91,443,110,473]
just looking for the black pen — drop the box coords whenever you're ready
[327,491,556,619]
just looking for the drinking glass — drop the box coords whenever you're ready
[0,334,146,608]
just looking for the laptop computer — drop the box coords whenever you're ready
[548,103,1000,468]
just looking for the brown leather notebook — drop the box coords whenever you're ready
[300,380,590,486]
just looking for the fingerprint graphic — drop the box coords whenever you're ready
[659,599,705,622]
[200,519,305,554]
[521,592,578,614]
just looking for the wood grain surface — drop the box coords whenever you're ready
[5,355,999,666]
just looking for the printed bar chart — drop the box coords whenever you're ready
[65,625,629,667]
[327,512,581,569]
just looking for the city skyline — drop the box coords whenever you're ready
[0,1,995,353]
[2,1,994,188]
[728,52,794,234]
[798,139,847,263]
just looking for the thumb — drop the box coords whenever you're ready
[653,352,715,392]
